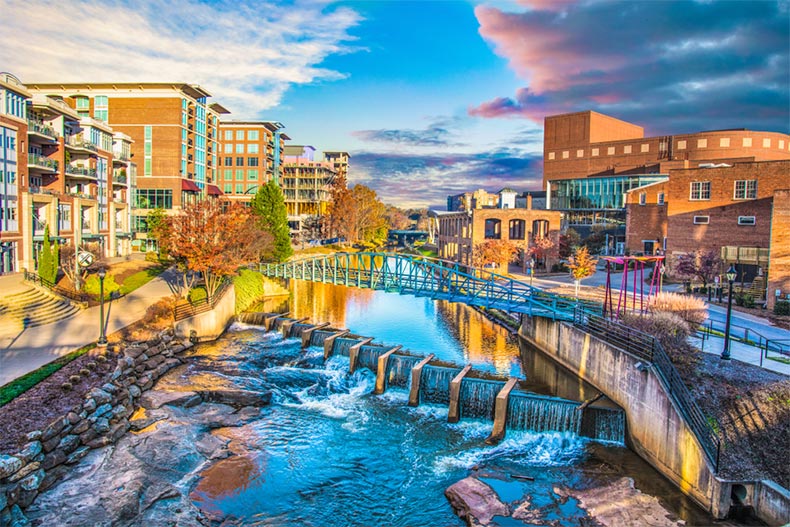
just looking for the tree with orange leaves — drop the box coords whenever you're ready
[162,200,271,299]
[472,239,518,274]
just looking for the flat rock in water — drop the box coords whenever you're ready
[445,477,510,526]
[197,389,272,408]
[139,390,201,410]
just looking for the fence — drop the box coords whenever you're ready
[173,279,232,321]
[696,320,790,366]
[23,270,91,303]
[573,309,721,471]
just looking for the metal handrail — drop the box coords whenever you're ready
[573,310,721,471]
[174,278,232,321]
[23,270,91,303]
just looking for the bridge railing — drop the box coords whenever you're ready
[573,309,721,471]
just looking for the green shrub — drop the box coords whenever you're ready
[648,292,707,327]
[735,293,755,308]
[188,286,208,304]
[234,269,265,314]
[774,300,790,316]
[84,273,121,299]
[551,262,569,273]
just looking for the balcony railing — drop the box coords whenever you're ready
[28,153,59,171]
[66,135,99,152]
[113,151,130,162]
[112,173,128,184]
[67,191,94,200]
[65,165,97,178]
[28,120,59,140]
[29,186,57,197]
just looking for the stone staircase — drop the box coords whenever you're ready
[0,286,81,336]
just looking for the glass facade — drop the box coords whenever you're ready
[135,189,172,209]
[550,175,667,211]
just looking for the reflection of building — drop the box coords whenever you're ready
[1,73,136,273]
[436,206,561,269]
[217,120,289,204]
[448,188,547,212]
[543,110,790,250]
[625,159,790,309]
[282,145,338,239]
[28,81,229,252]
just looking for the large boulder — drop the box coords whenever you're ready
[445,477,510,526]
[139,390,202,410]
[196,389,272,408]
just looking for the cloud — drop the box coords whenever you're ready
[0,0,361,116]
[348,149,543,209]
[352,117,466,146]
[471,1,790,134]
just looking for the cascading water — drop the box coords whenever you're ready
[385,355,421,388]
[332,337,358,357]
[507,392,582,435]
[419,365,460,404]
[581,406,626,443]
[290,322,312,337]
[357,345,385,371]
[310,329,336,347]
[459,378,503,420]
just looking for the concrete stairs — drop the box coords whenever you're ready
[0,286,81,337]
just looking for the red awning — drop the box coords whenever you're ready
[206,184,222,196]
[181,179,201,192]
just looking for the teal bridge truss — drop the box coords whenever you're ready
[257,252,602,321]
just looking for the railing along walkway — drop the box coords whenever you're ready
[257,252,602,321]
[174,279,232,321]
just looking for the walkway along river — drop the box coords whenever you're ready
[26,279,717,526]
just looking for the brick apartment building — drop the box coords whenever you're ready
[543,110,790,253]
[217,120,289,204]
[625,159,790,308]
[26,82,228,252]
[1,74,136,273]
[282,145,338,239]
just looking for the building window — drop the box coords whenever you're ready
[75,96,89,110]
[135,189,172,209]
[224,183,232,193]
[484,219,501,240]
[224,169,232,180]
[697,138,707,148]
[224,130,233,140]
[780,140,786,149]
[641,144,649,153]
[248,130,259,140]
[235,169,244,180]
[235,183,244,194]
[762,138,771,148]
[235,144,244,154]
[737,216,756,225]
[690,181,710,200]
[591,148,599,156]
[743,137,752,147]
[638,192,646,205]
[247,170,258,180]
[248,144,259,154]
[657,192,665,205]
[693,216,709,225]
[248,157,259,167]
[576,149,584,158]
[508,219,525,240]
[236,130,244,140]
[93,95,108,122]
[562,151,569,159]
[224,156,232,166]
[719,137,730,147]
[224,143,233,153]
[607,147,615,155]
[235,157,244,167]
[677,140,687,150]
[624,145,632,154]
[548,152,555,160]
[733,180,757,200]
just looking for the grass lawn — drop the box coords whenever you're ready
[0,343,96,407]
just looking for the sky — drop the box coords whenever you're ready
[2,0,788,210]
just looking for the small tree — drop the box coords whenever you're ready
[559,228,581,259]
[146,208,169,258]
[473,239,518,274]
[673,250,721,290]
[251,180,292,262]
[568,245,597,297]
[38,225,58,283]
[529,235,555,270]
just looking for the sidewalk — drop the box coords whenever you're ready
[0,268,179,386]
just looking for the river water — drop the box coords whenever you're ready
[178,280,713,526]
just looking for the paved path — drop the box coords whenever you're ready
[0,268,180,386]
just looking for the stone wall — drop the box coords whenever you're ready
[0,332,192,524]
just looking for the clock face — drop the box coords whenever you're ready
[78,251,95,268]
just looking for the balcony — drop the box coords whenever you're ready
[66,135,99,154]
[113,151,130,163]
[29,186,57,197]
[112,172,128,186]
[27,120,59,143]
[28,153,59,173]
[65,165,98,180]
[67,191,95,201]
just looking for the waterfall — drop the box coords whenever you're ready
[419,366,460,405]
[386,355,421,389]
[291,323,312,337]
[310,330,336,347]
[580,407,625,443]
[459,379,503,420]
[272,317,286,331]
[357,345,385,372]
[333,337,358,357]
[506,393,582,434]
[235,312,267,326]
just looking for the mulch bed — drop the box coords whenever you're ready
[0,350,118,454]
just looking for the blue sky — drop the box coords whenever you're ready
[2,0,788,209]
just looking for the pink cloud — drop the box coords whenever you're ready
[516,0,576,13]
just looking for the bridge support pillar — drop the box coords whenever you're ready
[323,330,350,360]
[374,346,402,394]
[281,317,309,338]
[264,313,289,332]
[408,354,435,406]
[485,377,519,445]
[349,337,374,373]
[447,364,472,423]
[301,322,331,349]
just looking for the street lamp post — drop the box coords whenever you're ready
[721,264,737,360]
[97,268,108,347]
[528,258,534,288]
[659,264,665,293]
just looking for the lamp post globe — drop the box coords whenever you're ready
[721,264,737,360]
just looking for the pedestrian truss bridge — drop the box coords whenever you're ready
[258,252,602,320]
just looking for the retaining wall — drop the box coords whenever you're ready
[174,285,236,341]
[0,333,192,524]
